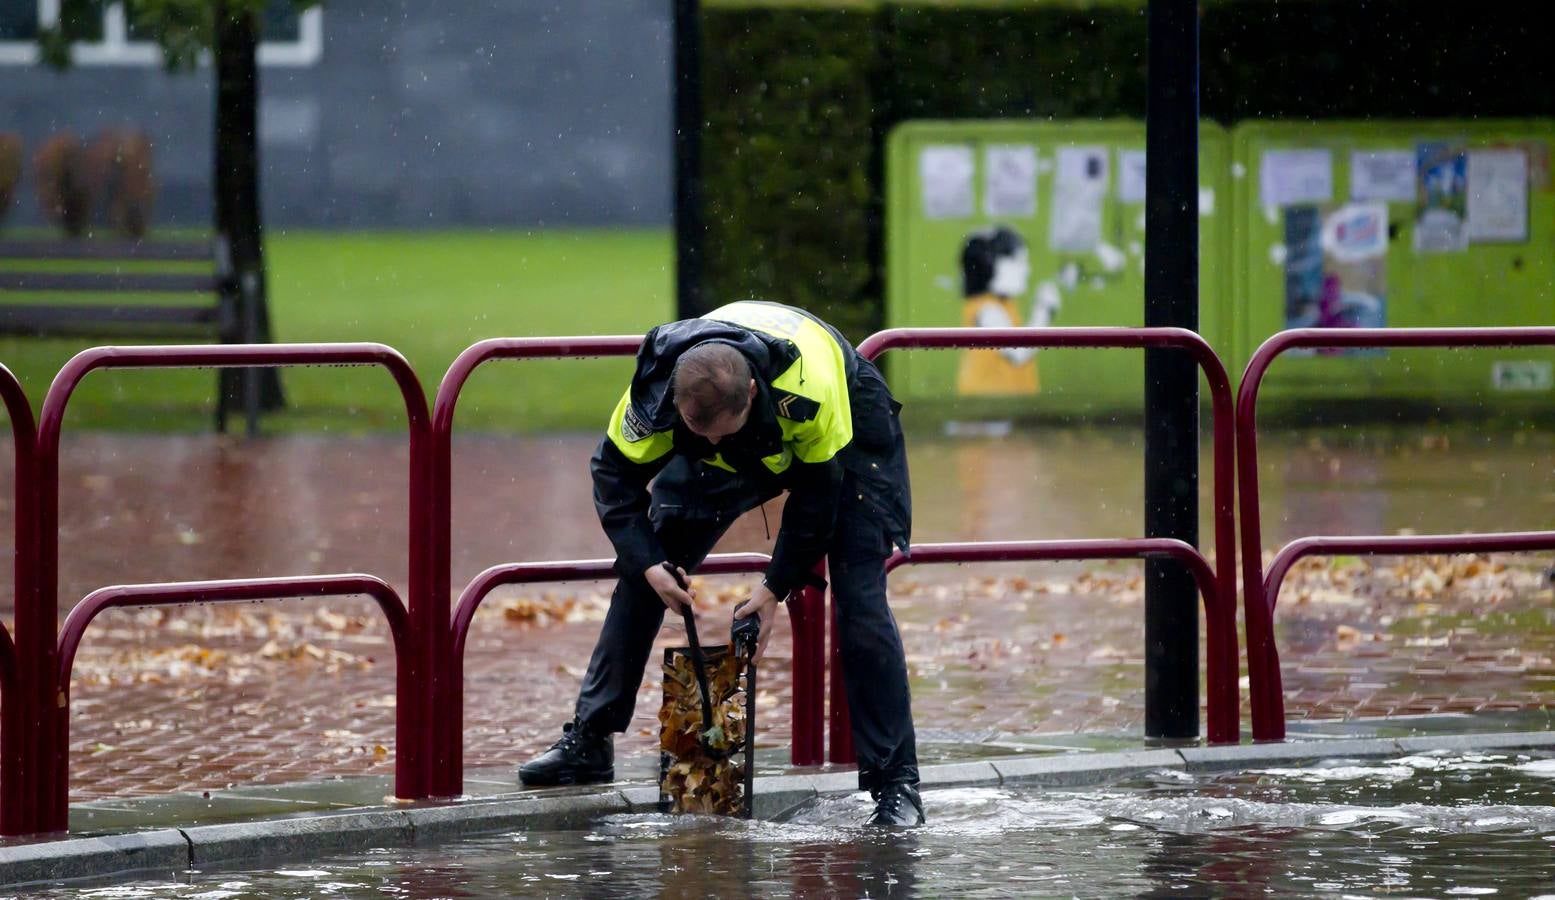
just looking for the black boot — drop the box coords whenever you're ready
[518,720,614,786]
[867,781,925,827]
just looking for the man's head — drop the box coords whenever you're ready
[672,341,756,445]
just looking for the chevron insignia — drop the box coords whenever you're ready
[773,390,820,422]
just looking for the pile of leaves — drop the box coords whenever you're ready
[71,605,381,687]
[658,648,748,816]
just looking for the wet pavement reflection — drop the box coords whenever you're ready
[0,425,1552,800]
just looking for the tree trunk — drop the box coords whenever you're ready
[214,0,284,423]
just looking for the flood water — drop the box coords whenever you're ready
[37,751,1555,897]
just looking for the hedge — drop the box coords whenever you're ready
[699,0,1555,342]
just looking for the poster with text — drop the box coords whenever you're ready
[1049,146,1108,251]
[1260,149,1334,207]
[983,145,1038,217]
[919,145,976,220]
[1350,150,1416,202]
[1466,148,1529,243]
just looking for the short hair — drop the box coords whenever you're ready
[672,342,752,430]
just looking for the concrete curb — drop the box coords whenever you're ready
[0,830,188,886]
[6,730,1555,888]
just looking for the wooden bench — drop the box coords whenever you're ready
[0,236,267,432]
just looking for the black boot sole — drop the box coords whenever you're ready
[518,767,615,787]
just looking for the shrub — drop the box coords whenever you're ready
[34,132,91,238]
[0,132,22,231]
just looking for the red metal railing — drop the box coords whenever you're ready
[1,362,38,835]
[27,343,435,832]
[1237,327,1555,741]
[853,328,1240,749]
[446,553,809,772]
[432,336,631,796]
[53,575,410,814]
[0,325,1246,834]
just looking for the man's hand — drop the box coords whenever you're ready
[645,562,696,615]
[733,583,782,662]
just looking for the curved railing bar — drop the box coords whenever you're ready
[445,553,779,776]
[32,343,434,828]
[450,552,775,664]
[51,574,409,820]
[857,327,1238,745]
[885,539,1234,744]
[1,362,39,833]
[429,336,648,794]
[58,574,409,684]
[1238,327,1555,741]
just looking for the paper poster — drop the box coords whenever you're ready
[983,145,1038,217]
[1320,202,1388,263]
[1350,151,1416,202]
[1260,149,1333,208]
[1285,204,1386,335]
[1118,150,1148,204]
[1049,146,1108,252]
[1466,149,1528,243]
[919,145,975,220]
[1414,142,1468,253]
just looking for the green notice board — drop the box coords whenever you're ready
[1232,120,1555,406]
[885,119,1231,414]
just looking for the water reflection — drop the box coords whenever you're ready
[5,426,1552,613]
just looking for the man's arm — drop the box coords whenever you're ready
[764,457,845,597]
[591,438,673,578]
[593,387,676,578]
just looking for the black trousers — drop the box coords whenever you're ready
[573,472,920,792]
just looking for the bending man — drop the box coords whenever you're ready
[518,300,923,826]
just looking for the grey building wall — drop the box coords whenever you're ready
[0,0,674,229]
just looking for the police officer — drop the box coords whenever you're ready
[519,300,923,826]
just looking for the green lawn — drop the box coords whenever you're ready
[0,229,674,433]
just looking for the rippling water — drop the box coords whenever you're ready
[37,751,1555,897]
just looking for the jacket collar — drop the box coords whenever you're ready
[629,317,800,433]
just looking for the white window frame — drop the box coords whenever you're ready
[0,0,322,66]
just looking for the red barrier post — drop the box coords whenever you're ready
[32,344,433,832]
[1237,327,1555,742]
[791,563,826,766]
[827,573,852,765]
[850,327,1240,755]
[1,362,38,834]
